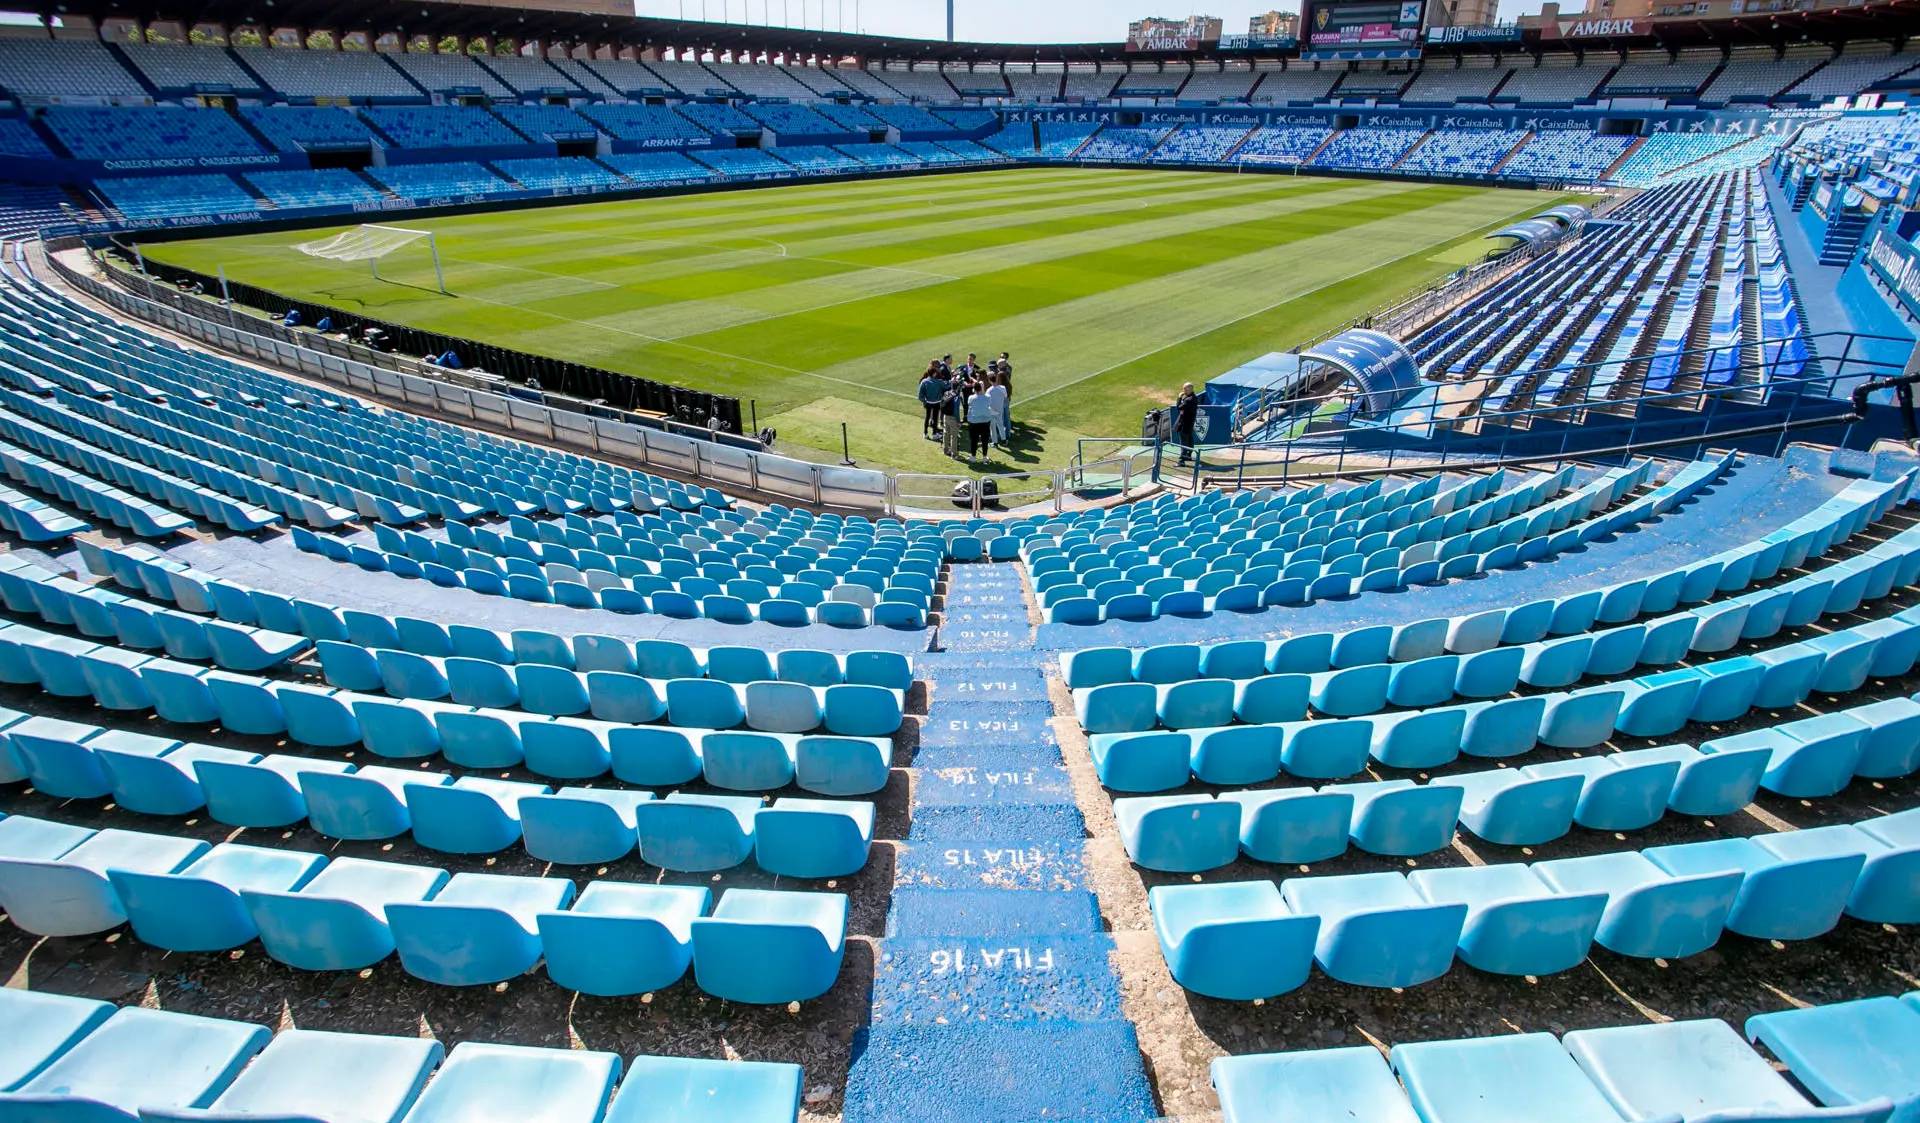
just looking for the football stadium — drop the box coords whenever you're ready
[3,0,1920,1117]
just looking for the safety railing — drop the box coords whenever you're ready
[1167,329,1914,491]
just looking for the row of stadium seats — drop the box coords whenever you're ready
[1210,998,1920,1121]
[1,991,809,1120]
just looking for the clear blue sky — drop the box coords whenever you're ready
[630,0,1523,44]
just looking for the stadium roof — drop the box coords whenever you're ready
[37,0,1920,57]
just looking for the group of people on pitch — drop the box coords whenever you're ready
[917,352,1015,462]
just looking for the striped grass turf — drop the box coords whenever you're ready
[139,167,1557,474]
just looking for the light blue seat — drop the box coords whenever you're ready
[0,1007,268,1121]
[1387,655,1458,709]
[1848,696,1920,778]
[1756,818,1920,925]
[1213,1046,1419,1123]
[609,726,703,786]
[823,684,903,736]
[578,672,661,725]
[316,640,383,692]
[244,857,450,971]
[446,658,519,709]
[793,734,890,796]
[10,718,172,800]
[1077,682,1158,735]
[745,681,824,734]
[1191,725,1281,785]
[519,787,655,865]
[0,989,114,1093]
[666,678,746,729]
[1523,752,1679,832]
[1235,673,1309,724]
[603,1054,803,1123]
[1088,730,1192,793]
[1444,768,1583,846]
[1150,881,1318,1000]
[355,698,459,760]
[194,753,355,827]
[1115,795,1240,872]
[139,1029,444,1123]
[538,882,708,997]
[1281,720,1370,781]
[1368,707,1466,770]
[377,649,451,700]
[1704,716,1867,799]
[397,1042,620,1123]
[1221,789,1352,864]
[635,793,760,871]
[437,711,526,769]
[1745,996,1920,1122]
[387,871,576,986]
[407,776,550,854]
[1537,689,1623,749]
[1391,1032,1628,1123]
[1644,836,1862,941]
[0,827,207,936]
[1282,871,1466,988]
[701,731,798,791]
[1564,1018,1893,1123]
[690,888,848,1003]
[304,766,449,840]
[1460,695,1547,758]
[1410,863,1605,977]
[1534,851,1741,960]
[517,664,591,716]
[753,798,875,878]
[1160,679,1235,730]
[277,684,362,747]
[1330,779,1462,856]
[109,842,326,952]
[1618,742,1769,816]
[1310,664,1389,717]
[523,718,619,779]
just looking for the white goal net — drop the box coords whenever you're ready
[294,224,445,292]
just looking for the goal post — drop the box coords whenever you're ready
[293,224,446,293]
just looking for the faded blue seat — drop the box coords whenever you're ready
[517,664,591,716]
[1213,1046,1419,1123]
[1234,673,1309,724]
[1622,742,1768,816]
[702,731,798,791]
[1090,730,1193,793]
[1755,817,1920,925]
[1150,880,1318,1000]
[1391,1032,1627,1123]
[1563,1018,1894,1123]
[1524,752,1680,832]
[793,734,891,797]
[1410,863,1605,977]
[745,681,824,733]
[244,857,450,971]
[437,711,526,769]
[753,798,875,878]
[634,793,759,871]
[446,658,519,709]
[609,726,703,786]
[1221,789,1352,864]
[1445,768,1583,847]
[1460,695,1547,758]
[538,882,709,997]
[666,678,746,729]
[0,1007,268,1120]
[1534,851,1741,960]
[9,718,171,800]
[1330,779,1462,856]
[0,988,115,1092]
[1281,720,1370,781]
[690,888,848,1003]
[1703,718,1866,799]
[522,718,618,779]
[1115,795,1240,872]
[138,1029,443,1123]
[1282,871,1466,988]
[1847,696,1920,778]
[1644,836,1863,941]
[1192,725,1281,785]
[0,827,207,936]
[195,753,355,827]
[397,1042,620,1123]
[823,684,903,736]
[305,766,450,840]
[1745,996,1920,1122]
[387,872,576,986]
[407,776,549,854]
[604,1054,803,1123]
[519,787,655,865]
[109,842,325,953]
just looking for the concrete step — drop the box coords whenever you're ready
[887,887,1103,938]
[843,1021,1157,1123]
[871,934,1126,1024]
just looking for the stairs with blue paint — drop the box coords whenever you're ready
[843,562,1157,1123]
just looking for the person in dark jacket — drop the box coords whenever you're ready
[917,360,949,439]
[1173,382,1200,466]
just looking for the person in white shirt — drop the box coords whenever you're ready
[965,386,994,460]
[986,373,1010,448]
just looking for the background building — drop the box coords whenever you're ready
[1248,9,1301,37]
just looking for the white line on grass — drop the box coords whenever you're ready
[1018,198,1552,406]
[442,287,918,401]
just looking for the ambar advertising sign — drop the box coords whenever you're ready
[1127,31,1204,51]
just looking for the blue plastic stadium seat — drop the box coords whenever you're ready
[1391,1033,1627,1123]
[0,988,115,1093]
[634,793,760,871]
[0,1007,269,1120]
[1213,1046,1420,1123]
[1644,836,1862,941]
[604,1054,803,1123]
[1409,863,1605,977]
[1116,795,1241,872]
[1533,851,1741,959]
[537,882,708,998]
[1150,880,1319,1000]
[407,776,550,854]
[109,842,326,952]
[387,871,577,986]
[0,826,207,936]
[753,798,874,878]
[690,888,848,1003]
[519,787,656,865]
[398,1042,620,1123]
[244,857,450,970]
[139,1029,444,1123]
[1282,872,1466,988]
[1745,996,1920,1121]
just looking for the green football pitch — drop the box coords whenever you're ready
[139,167,1556,474]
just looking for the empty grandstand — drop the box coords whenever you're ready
[6,8,1920,1123]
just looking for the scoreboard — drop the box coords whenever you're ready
[1304,0,1425,56]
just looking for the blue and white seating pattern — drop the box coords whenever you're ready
[1211,1003,1917,1121]
[0,990,808,1120]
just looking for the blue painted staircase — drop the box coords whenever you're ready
[842,562,1157,1123]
